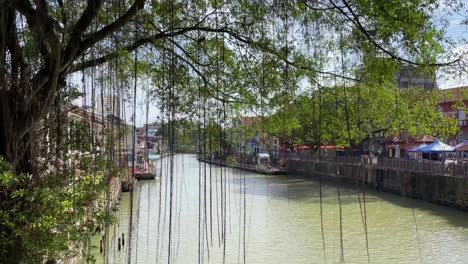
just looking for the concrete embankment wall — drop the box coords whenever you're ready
[287,160,468,211]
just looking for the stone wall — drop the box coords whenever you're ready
[287,159,468,211]
[375,168,468,210]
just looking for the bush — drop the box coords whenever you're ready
[0,156,112,263]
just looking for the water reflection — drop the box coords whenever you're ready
[93,154,468,264]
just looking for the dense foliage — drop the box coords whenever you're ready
[0,155,113,263]
[0,0,466,262]
[266,85,459,147]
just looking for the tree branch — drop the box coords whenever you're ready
[79,0,145,52]
[305,0,343,11]
[71,26,216,72]
[72,0,103,36]
[72,23,359,83]
[33,0,48,15]
[62,0,104,69]
[11,0,38,27]
[168,38,212,67]
[157,44,244,104]
[331,0,459,67]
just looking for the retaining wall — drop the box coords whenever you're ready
[287,159,468,211]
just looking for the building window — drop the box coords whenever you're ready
[459,110,465,121]
[254,147,259,154]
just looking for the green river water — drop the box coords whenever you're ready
[91,154,468,264]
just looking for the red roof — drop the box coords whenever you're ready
[386,135,405,144]
[457,145,468,151]
[413,136,435,143]
[317,145,344,150]
[296,145,310,150]
[439,86,468,104]
[402,143,425,150]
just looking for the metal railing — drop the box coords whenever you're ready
[273,153,367,165]
[278,153,468,178]
[199,154,468,178]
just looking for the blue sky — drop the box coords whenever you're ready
[436,7,468,89]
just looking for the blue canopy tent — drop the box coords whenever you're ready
[407,144,427,152]
[405,143,426,160]
[407,140,455,161]
[412,140,455,152]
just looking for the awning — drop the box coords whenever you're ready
[386,135,405,144]
[296,145,311,150]
[414,135,435,143]
[455,140,468,150]
[456,144,468,152]
[405,143,427,151]
[407,140,455,153]
[319,145,344,150]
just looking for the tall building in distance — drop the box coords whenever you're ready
[396,65,438,90]
[355,57,438,90]
[97,93,121,119]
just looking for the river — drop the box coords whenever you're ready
[91,154,468,264]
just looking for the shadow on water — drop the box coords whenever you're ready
[220,166,468,229]
[229,170,381,205]
[373,190,468,228]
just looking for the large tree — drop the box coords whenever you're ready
[0,0,464,262]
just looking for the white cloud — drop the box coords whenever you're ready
[438,43,468,89]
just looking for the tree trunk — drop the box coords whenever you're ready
[0,93,14,162]
[2,238,24,264]
[0,91,36,263]
[0,91,35,174]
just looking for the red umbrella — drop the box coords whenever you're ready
[319,145,333,150]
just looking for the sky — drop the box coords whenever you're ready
[435,6,468,89]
